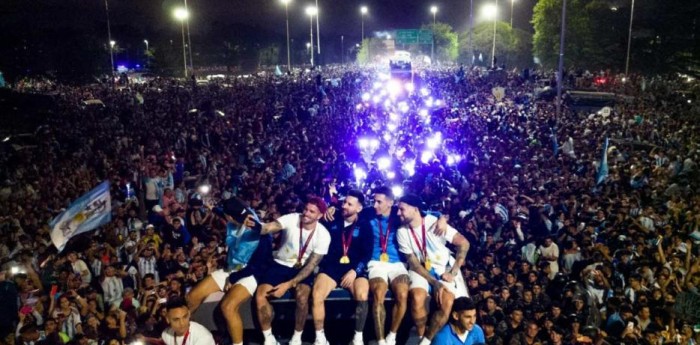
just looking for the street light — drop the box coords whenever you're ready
[625,0,635,75]
[510,0,516,27]
[173,7,190,77]
[315,0,320,56]
[104,0,114,75]
[306,6,317,66]
[430,5,438,25]
[280,0,292,72]
[109,40,116,74]
[360,6,368,64]
[143,39,149,68]
[481,2,498,68]
[181,0,194,73]
[430,6,438,63]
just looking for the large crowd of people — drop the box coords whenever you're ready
[0,63,699,345]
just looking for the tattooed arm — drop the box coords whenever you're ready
[406,253,440,288]
[449,233,470,276]
[266,253,325,298]
[290,253,324,287]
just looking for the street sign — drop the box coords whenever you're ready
[395,29,433,45]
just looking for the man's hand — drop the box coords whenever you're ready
[432,282,447,306]
[267,281,293,299]
[340,270,357,289]
[323,207,336,222]
[243,215,257,228]
[431,215,448,236]
[441,272,455,283]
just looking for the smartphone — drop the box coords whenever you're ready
[50,285,59,296]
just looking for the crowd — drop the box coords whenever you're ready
[0,62,699,345]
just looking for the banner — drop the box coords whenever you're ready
[50,181,111,252]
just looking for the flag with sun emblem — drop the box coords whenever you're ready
[50,181,111,251]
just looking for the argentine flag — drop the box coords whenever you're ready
[596,137,609,185]
[50,181,111,251]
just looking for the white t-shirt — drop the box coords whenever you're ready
[539,243,560,278]
[397,214,458,275]
[274,213,331,268]
[161,321,214,345]
[72,259,92,285]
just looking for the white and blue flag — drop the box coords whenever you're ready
[50,181,111,252]
[596,137,609,185]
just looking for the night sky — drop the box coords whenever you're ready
[2,0,536,42]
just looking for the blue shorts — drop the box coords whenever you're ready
[259,261,314,287]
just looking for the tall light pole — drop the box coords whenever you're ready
[469,0,474,64]
[430,5,437,66]
[144,40,149,68]
[183,0,193,73]
[315,0,321,56]
[281,0,292,72]
[481,3,498,68]
[173,7,190,78]
[360,6,368,64]
[104,0,114,75]
[109,40,116,73]
[624,0,635,75]
[556,0,567,118]
[306,6,317,66]
[510,0,516,27]
[341,35,345,64]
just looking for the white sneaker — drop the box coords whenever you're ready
[385,332,396,345]
[351,334,364,345]
[288,338,303,345]
[313,338,329,345]
[264,336,280,345]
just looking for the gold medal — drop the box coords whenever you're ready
[380,253,389,262]
[293,262,302,269]
[340,255,350,264]
[424,258,432,271]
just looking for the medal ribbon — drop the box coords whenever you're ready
[297,218,316,267]
[174,329,190,345]
[408,218,427,263]
[342,224,356,258]
[378,218,391,254]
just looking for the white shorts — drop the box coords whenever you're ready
[211,269,229,291]
[233,275,258,296]
[408,270,469,298]
[368,260,408,284]
[210,269,258,296]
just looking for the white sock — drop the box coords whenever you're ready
[386,331,396,339]
[263,328,273,338]
[378,341,387,345]
[354,331,363,339]
[419,338,431,345]
[316,329,326,342]
[291,330,303,341]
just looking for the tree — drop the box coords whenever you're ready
[421,23,459,63]
[532,0,699,75]
[461,21,532,69]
